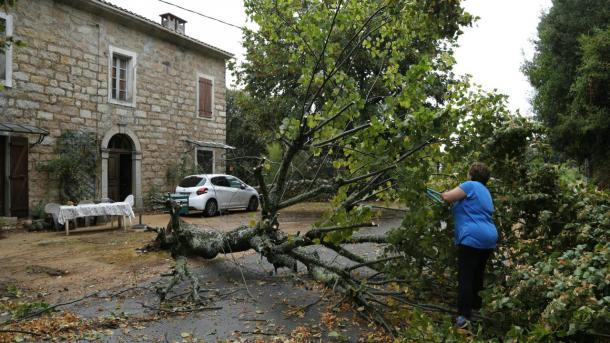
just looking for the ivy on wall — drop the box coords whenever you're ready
[38,131,98,203]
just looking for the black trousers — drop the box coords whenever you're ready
[457,244,493,319]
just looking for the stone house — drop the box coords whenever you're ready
[0,0,233,217]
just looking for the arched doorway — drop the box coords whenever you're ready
[100,125,142,208]
[107,134,133,202]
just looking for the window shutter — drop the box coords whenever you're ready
[0,17,6,80]
[199,77,213,117]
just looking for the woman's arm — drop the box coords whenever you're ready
[441,186,466,203]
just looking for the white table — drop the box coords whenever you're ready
[58,202,135,235]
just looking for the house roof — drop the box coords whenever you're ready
[54,0,234,60]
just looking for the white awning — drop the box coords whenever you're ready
[184,138,235,150]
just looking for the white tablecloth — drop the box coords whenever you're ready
[57,202,135,224]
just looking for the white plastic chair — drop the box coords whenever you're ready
[123,194,134,226]
[124,194,134,207]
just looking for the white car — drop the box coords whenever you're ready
[175,174,259,217]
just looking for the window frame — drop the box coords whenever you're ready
[196,73,215,120]
[195,147,215,174]
[108,45,137,107]
[0,11,13,88]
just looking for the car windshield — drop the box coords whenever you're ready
[179,176,205,188]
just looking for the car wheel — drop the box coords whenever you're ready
[203,199,218,217]
[247,196,259,212]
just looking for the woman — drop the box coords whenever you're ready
[441,162,498,328]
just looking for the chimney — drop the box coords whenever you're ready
[160,13,186,34]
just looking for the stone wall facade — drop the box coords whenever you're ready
[0,0,230,211]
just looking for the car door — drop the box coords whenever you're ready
[226,176,248,208]
[210,176,234,209]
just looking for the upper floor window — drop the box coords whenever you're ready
[197,74,214,118]
[0,12,13,88]
[112,55,128,101]
[108,45,136,107]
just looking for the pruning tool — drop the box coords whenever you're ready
[426,188,444,204]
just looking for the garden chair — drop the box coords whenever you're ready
[123,194,134,226]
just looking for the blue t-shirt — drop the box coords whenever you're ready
[452,181,498,249]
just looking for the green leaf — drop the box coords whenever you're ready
[327,331,340,337]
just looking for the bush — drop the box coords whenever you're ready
[389,114,610,341]
[38,131,97,203]
[165,153,197,192]
[144,184,164,212]
[30,201,46,220]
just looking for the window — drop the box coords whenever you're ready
[178,176,205,188]
[108,133,133,151]
[0,12,13,88]
[227,176,243,189]
[108,46,136,106]
[197,74,214,118]
[196,149,214,174]
[112,55,128,101]
[211,176,229,187]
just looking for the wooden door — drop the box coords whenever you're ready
[9,136,28,217]
[0,136,5,216]
[108,153,120,201]
[119,153,132,201]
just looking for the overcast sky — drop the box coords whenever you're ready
[106,0,552,116]
[454,0,552,115]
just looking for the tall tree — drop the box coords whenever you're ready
[225,89,266,184]
[150,0,508,334]
[524,0,610,186]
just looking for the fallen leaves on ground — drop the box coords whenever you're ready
[0,311,88,342]
[322,310,340,329]
[289,326,312,343]
[283,304,306,318]
[0,310,159,342]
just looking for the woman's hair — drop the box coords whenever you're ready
[469,162,490,185]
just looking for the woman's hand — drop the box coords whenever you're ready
[441,186,466,203]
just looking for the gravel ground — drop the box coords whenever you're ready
[0,203,403,342]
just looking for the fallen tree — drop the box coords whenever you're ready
[146,0,480,335]
[148,132,439,335]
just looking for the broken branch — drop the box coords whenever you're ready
[305,222,378,239]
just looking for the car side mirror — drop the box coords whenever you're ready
[240,184,246,189]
